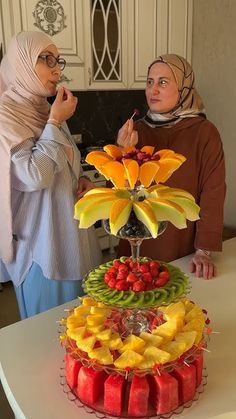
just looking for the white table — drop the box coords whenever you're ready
[1,238,236,419]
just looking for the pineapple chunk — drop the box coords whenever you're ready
[90,306,111,316]
[87,324,104,333]
[88,346,113,365]
[67,315,86,330]
[161,340,186,362]
[160,301,186,319]
[114,350,144,369]
[152,320,178,342]
[67,326,86,340]
[86,314,106,326]
[139,346,171,368]
[185,306,204,322]
[73,305,91,316]
[119,335,146,354]
[81,296,97,306]
[95,328,112,341]
[139,332,163,347]
[76,335,96,352]
[106,333,123,350]
[182,299,195,314]
[175,331,197,351]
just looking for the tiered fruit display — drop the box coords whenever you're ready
[59,144,211,418]
[60,296,209,417]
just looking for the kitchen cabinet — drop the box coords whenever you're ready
[0,0,192,91]
[83,0,193,90]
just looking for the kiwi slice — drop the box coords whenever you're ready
[161,287,175,305]
[116,291,136,306]
[100,289,118,301]
[153,289,168,305]
[108,291,125,303]
[142,291,156,307]
[131,292,144,307]
[119,256,128,263]
[166,281,184,298]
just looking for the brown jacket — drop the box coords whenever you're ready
[118,116,226,262]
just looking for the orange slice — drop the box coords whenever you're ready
[86,151,112,167]
[123,159,139,189]
[101,161,126,188]
[103,144,122,158]
[139,161,160,187]
[140,145,155,155]
[154,158,185,183]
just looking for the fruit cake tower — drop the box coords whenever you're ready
[59,145,211,418]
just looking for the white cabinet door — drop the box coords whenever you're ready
[128,0,193,89]
[83,0,128,90]
[0,0,85,90]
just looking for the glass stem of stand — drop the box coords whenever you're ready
[129,238,143,260]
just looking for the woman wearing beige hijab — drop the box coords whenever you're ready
[0,31,102,318]
[117,54,226,280]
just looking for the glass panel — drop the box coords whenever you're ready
[91,0,121,82]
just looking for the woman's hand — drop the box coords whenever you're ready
[77,177,94,199]
[189,251,216,279]
[117,118,138,147]
[49,87,78,124]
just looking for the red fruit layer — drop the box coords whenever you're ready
[105,258,170,292]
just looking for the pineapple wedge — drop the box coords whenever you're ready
[139,346,171,368]
[76,335,96,352]
[152,319,178,342]
[88,346,113,365]
[139,332,163,347]
[119,335,146,354]
[86,314,106,327]
[175,331,197,351]
[95,328,112,341]
[114,350,144,369]
[106,332,123,350]
[161,340,186,362]
[67,326,86,341]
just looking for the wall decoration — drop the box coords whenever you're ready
[33,0,67,36]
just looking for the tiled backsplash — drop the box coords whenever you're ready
[66,90,147,148]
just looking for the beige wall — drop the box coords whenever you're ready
[192,0,236,228]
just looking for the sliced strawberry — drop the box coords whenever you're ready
[150,261,160,270]
[139,263,150,273]
[132,280,145,292]
[126,272,139,283]
[115,280,129,291]
[155,275,169,288]
[142,272,153,283]
[108,278,117,288]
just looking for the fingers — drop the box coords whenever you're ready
[117,119,138,147]
[190,254,216,280]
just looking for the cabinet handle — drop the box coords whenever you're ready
[88,67,92,86]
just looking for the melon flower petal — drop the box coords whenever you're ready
[109,198,133,235]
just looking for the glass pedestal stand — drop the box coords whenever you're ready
[103,218,167,335]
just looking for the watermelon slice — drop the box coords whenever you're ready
[77,366,108,406]
[65,353,82,389]
[148,372,179,415]
[104,374,125,416]
[171,364,196,404]
[193,353,203,387]
[128,375,149,417]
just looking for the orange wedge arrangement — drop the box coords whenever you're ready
[85,145,186,188]
[75,145,200,238]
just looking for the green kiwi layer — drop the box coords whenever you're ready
[83,257,189,309]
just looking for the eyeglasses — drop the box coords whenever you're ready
[38,54,66,71]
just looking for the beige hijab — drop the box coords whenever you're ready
[0,31,53,263]
[144,54,206,127]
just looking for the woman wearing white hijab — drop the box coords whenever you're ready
[0,31,102,318]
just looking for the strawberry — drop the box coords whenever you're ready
[149,261,160,270]
[108,278,117,288]
[132,280,145,292]
[115,280,128,291]
[155,275,169,287]
[139,263,150,273]
[108,267,118,274]
[159,270,170,280]
[116,271,128,281]
[113,260,122,269]
[142,272,152,283]
[126,272,139,284]
[150,268,159,277]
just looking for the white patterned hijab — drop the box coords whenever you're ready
[0,31,54,263]
[144,54,206,127]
